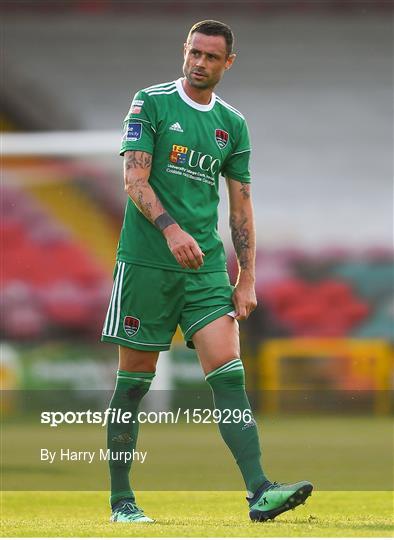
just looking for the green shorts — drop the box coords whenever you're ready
[101,261,235,351]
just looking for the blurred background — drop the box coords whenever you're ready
[1,0,393,417]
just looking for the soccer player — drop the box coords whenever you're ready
[102,20,313,523]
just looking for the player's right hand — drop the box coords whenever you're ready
[162,224,205,270]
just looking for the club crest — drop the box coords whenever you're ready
[123,316,140,337]
[215,129,229,149]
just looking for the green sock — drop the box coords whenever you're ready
[206,359,268,495]
[107,369,155,506]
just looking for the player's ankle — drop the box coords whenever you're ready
[110,492,135,508]
[248,480,273,502]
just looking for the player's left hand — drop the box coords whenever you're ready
[232,277,257,321]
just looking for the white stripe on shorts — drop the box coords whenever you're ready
[103,262,120,335]
[113,261,125,336]
[184,305,229,336]
[108,262,121,335]
[103,261,125,336]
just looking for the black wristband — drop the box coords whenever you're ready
[154,212,176,231]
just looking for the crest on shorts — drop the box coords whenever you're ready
[123,316,140,337]
[215,129,229,149]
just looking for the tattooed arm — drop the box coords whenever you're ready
[123,150,204,270]
[226,178,257,320]
[123,150,165,222]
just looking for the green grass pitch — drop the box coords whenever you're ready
[2,490,393,537]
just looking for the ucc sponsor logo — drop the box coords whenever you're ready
[169,144,221,175]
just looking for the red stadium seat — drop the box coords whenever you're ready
[263,279,311,315]
[2,186,109,338]
[315,280,353,306]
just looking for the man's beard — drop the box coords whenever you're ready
[183,66,215,89]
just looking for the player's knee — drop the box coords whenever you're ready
[118,345,158,372]
[206,359,245,389]
[221,344,241,363]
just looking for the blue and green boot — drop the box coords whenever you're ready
[248,480,313,521]
[110,499,154,523]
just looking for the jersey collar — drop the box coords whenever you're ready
[175,78,216,112]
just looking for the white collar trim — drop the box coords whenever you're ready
[175,78,216,112]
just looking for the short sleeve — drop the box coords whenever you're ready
[221,120,251,183]
[119,90,157,156]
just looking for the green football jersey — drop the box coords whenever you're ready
[118,78,251,273]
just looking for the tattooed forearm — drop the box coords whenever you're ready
[239,183,250,200]
[226,178,255,280]
[126,179,163,223]
[124,160,167,226]
[230,214,250,270]
[124,150,152,170]
[125,176,149,192]
[136,189,153,221]
[123,150,176,229]
[127,178,153,221]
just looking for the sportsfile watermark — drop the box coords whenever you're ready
[41,408,255,427]
[3,389,393,491]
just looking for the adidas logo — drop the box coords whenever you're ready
[111,433,132,443]
[169,122,184,132]
[241,419,256,430]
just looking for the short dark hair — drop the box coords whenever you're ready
[187,20,234,57]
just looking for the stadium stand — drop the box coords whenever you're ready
[1,185,112,340]
[3,178,391,341]
[229,250,392,340]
